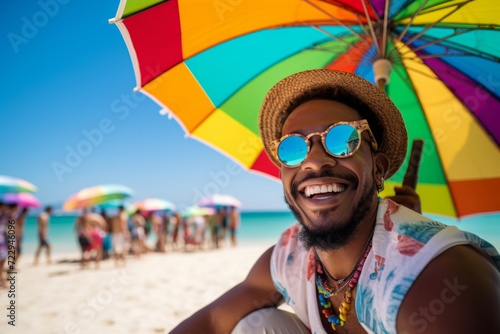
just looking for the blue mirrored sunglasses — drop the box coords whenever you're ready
[272,120,378,167]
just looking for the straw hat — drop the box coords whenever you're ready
[258,69,407,178]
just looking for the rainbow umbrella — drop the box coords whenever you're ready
[0,192,41,208]
[111,0,500,218]
[198,194,242,209]
[0,175,37,194]
[63,184,134,211]
[131,198,177,212]
[181,206,215,219]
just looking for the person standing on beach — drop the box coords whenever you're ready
[34,206,53,265]
[228,206,240,247]
[152,211,166,252]
[220,206,229,246]
[111,205,129,266]
[208,208,223,249]
[131,209,147,257]
[171,212,182,250]
[14,207,28,263]
[75,208,92,268]
[171,70,500,334]
[100,209,113,260]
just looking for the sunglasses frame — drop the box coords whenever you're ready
[271,119,379,167]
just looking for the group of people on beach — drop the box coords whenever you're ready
[72,204,241,269]
[0,202,52,288]
[0,201,241,285]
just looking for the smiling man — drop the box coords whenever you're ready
[170,70,500,334]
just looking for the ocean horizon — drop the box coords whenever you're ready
[17,210,500,256]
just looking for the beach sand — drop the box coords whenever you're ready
[0,242,278,334]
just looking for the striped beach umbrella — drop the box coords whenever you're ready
[111,0,500,218]
[63,184,134,211]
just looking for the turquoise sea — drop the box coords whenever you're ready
[19,211,500,255]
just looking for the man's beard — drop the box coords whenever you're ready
[284,172,377,251]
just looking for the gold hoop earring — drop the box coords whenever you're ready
[377,177,385,193]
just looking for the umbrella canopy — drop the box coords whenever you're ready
[112,0,500,218]
[63,184,134,211]
[198,194,242,208]
[95,199,129,209]
[0,175,37,194]
[181,205,215,219]
[0,192,41,208]
[131,198,177,212]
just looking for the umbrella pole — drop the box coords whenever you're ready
[374,58,392,91]
[377,78,386,90]
[373,59,424,190]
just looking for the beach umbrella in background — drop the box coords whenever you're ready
[0,192,41,208]
[95,199,130,209]
[0,175,37,194]
[63,184,134,211]
[131,198,177,213]
[198,194,242,209]
[181,205,215,219]
[111,0,500,218]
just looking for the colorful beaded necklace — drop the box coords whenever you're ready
[315,235,373,331]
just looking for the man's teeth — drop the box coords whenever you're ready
[305,183,345,198]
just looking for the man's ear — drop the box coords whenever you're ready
[373,151,390,181]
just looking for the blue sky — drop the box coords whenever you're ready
[1,1,288,212]
[1,1,499,232]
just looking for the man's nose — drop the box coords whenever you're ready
[300,136,336,170]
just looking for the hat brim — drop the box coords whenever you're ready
[258,69,407,179]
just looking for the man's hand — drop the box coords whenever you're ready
[386,185,421,213]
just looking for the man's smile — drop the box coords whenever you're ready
[303,182,346,198]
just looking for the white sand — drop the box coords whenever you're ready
[0,242,279,334]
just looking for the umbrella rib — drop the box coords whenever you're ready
[402,51,500,104]
[360,0,381,56]
[303,0,371,48]
[392,63,419,95]
[400,61,448,82]
[367,0,381,21]
[310,46,365,57]
[311,25,360,47]
[399,2,471,48]
[399,28,470,55]
[409,0,473,18]
[352,16,376,48]
[392,0,430,48]
[355,13,371,36]
[402,53,467,60]
[399,29,500,62]
[381,0,390,57]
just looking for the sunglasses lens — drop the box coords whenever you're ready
[325,124,360,157]
[277,135,308,166]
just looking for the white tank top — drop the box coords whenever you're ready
[270,199,500,333]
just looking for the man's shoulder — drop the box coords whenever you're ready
[397,244,500,333]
